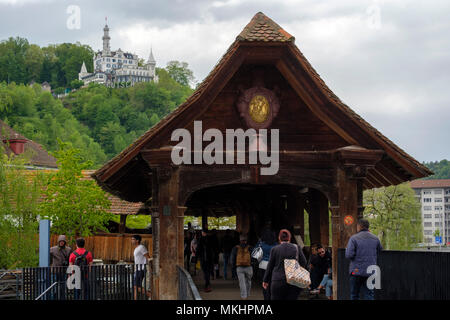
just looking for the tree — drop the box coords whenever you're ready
[0,146,44,268]
[39,140,112,239]
[165,61,195,87]
[363,183,423,250]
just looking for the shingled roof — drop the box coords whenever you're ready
[410,179,450,189]
[0,120,57,168]
[93,12,432,201]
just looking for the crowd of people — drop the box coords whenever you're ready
[49,234,151,300]
[184,218,382,301]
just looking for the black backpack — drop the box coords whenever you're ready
[73,250,89,267]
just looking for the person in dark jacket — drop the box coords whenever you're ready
[197,228,214,292]
[262,229,307,300]
[345,218,382,300]
[221,229,235,280]
[257,228,277,300]
[309,244,331,291]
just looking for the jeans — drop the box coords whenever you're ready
[223,253,230,279]
[319,274,333,298]
[236,266,253,298]
[350,275,374,300]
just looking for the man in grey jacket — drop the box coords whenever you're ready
[345,219,382,300]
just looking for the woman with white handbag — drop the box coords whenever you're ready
[262,229,308,300]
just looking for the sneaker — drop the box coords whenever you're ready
[310,289,320,294]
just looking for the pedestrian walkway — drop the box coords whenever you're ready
[190,265,327,300]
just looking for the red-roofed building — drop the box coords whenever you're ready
[1,120,57,169]
[410,179,450,244]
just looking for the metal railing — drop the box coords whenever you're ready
[337,248,450,300]
[177,265,202,300]
[0,270,22,300]
[22,264,151,300]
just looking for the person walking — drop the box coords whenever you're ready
[345,218,382,300]
[190,231,200,276]
[230,234,253,300]
[50,235,72,299]
[262,229,307,300]
[257,229,277,300]
[131,234,150,300]
[197,228,214,292]
[221,229,235,280]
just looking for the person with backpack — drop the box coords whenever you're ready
[230,234,253,299]
[69,238,93,300]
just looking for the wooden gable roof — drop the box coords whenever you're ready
[93,12,431,202]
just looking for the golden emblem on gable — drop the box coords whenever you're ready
[248,95,270,123]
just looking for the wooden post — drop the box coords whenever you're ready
[202,209,208,230]
[307,190,321,245]
[119,214,127,234]
[331,165,362,300]
[291,192,306,241]
[153,166,182,300]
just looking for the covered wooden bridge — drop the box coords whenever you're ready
[93,12,431,299]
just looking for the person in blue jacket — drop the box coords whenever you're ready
[345,218,382,300]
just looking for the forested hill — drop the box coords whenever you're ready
[0,68,193,168]
[423,160,450,179]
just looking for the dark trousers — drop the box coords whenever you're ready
[200,260,212,289]
[271,280,301,300]
[350,275,374,300]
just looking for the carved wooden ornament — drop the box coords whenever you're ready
[236,87,280,129]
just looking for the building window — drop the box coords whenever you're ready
[129,60,133,64]
[107,58,110,62]
[107,64,111,67]
[424,206,432,210]
[435,198,443,202]
[423,190,432,195]
[435,206,443,211]
[435,214,442,219]
[424,214,432,219]
[424,230,433,235]
[423,198,432,203]
[435,222,442,227]
[434,190,443,195]
[424,222,432,227]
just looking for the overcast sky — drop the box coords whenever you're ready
[1,0,449,162]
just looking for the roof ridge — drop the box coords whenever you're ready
[237,12,295,42]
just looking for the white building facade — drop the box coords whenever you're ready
[411,179,450,245]
[79,22,158,87]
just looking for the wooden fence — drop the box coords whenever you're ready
[50,234,152,263]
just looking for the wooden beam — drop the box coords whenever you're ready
[276,59,359,146]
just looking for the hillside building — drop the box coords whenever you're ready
[79,21,158,87]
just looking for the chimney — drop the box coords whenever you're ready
[3,133,27,155]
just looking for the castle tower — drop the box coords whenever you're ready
[102,18,111,56]
[146,48,156,76]
[78,61,88,80]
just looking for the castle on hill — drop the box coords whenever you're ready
[79,20,158,87]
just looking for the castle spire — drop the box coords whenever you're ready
[148,47,156,65]
[102,17,111,56]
